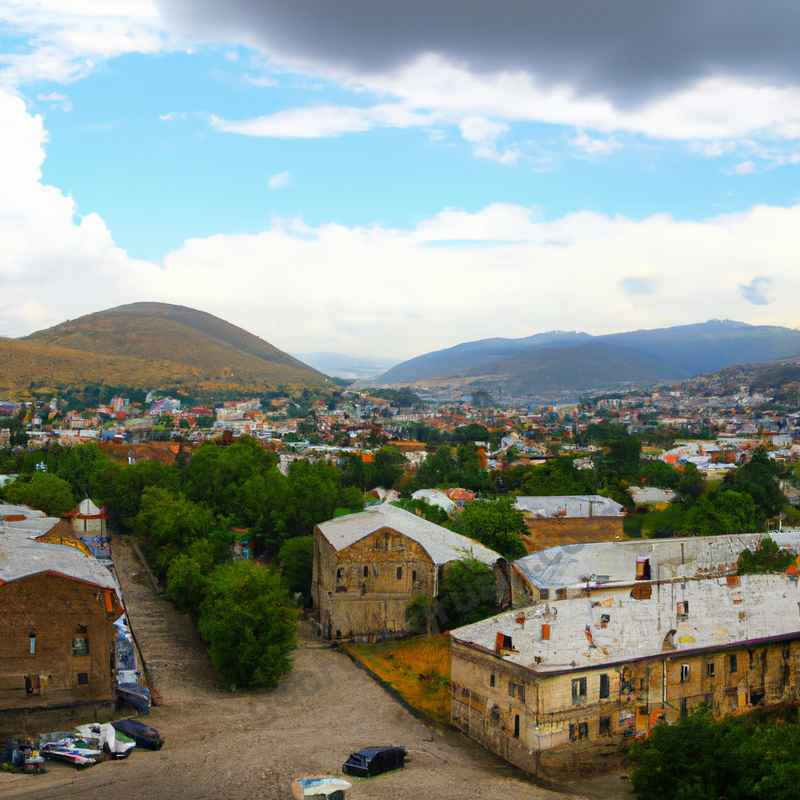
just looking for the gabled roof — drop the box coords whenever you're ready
[317,504,500,567]
[0,538,118,591]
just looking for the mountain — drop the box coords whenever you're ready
[1,302,327,396]
[295,352,395,381]
[373,321,800,395]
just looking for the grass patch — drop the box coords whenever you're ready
[344,634,451,725]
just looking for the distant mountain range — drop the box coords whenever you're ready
[1,302,327,396]
[295,352,395,381]
[372,321,800,395]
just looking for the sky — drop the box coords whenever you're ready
[1,1,800,361]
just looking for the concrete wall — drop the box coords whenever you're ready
[0,573,119,712]
[523,516,624,552]
[450,637,800,778]
[313,526,437,641]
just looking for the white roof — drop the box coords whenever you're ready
[317,504,500,566]
[514,495,624,518]
[77,497,102,515]
[629,487,677,506]
[0,538,118,590]
[0,504,47,519]
[513,531,800,591]
[411,489,456,513]
[452,573,800,674]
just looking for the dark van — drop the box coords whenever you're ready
[342,746,407,777]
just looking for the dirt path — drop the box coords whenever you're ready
[0,537,630,800]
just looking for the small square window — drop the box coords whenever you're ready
[77,672,89,686]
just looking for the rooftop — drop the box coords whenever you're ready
[514,495,625,519]
[317,503,500,567]
[451,573,800,675]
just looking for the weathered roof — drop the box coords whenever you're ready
[629,487,677,506]
[513,531,800,591]
[451,573,800,675]
[0,537,118,590]
[0,503,46,519]
[411,489,456,514]
[514,495,624,518]
[317,503,500,566]
[0,516,62,537]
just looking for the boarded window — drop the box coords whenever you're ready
[599,673,610,699]
[572,677,587,704]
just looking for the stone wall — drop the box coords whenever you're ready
[523,516,624,553]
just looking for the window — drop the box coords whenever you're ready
[363,566,368,578]
[600,614,610,629]
[539,589,549,600]
[336,568,344,582]
[77,672,89,686]
[680,697,688,717]
[489,673,496,688]
[599,716,611,736]
[412,570,417,583]
[677,601,689,620]
[571,677,587,705]
[578,722,589,739]
[513,714,520,738]
[72,627,89,657]
[509,682,526,702]
[599,673,610,699]
[706,661,716,678]
[680,664,690,683]
[556,588,567,600]
[28,632,36,656]
[729,654,738,673]
[396,566,403,580]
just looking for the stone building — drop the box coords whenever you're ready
[0,537,122,714]
[450,574,800,777]
[312,504,500,641]
[505,531,800,607]
[514,496,625,552]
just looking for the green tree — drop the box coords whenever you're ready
[683,488,759,535]
[726,448,786,524]
[520,457,596,496]
[198,561,298,689]
[738,536,796,574]
[675,463,705,505]
[278,535,314,603]
[449,497,526,559]
[405,593,435,635]
[371,446,406,489]
[166,537,220,614]
[439,559,498,629]
[5,472,75,517]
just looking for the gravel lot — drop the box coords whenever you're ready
[0,538,630,800]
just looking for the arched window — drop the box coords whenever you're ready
[72,626,89,657]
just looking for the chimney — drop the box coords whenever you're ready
[541,623,551,641]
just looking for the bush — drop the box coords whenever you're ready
[198,561,298,689]
[449,497,526,559]
[5,472,75,517]
[405,593,435,635]
[278,535,314,603]
[439,558,498,629]
[738,536,795,574]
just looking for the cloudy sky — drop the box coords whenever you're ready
[1,1,800,360]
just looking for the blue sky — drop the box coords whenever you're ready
[2,2,800,359]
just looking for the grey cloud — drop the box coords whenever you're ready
[620,277,657,296]
[158,1,800,106]
[739,276,773,306]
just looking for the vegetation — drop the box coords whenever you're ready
[738,536,796,575]
[629,706,800,800]
[278,535,314,604]
[4,472,75,517]
[448,497,527,559]
[438,558,498,629]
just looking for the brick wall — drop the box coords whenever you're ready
[523,516,624,553]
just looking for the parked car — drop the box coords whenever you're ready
[342,746,406,777]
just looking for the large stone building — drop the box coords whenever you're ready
[514,496,625,552]
[450,574,800,777]
[506,531,800,607]
[0,533,122,715]
[312,504,500,641]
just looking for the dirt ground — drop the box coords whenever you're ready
[0,537,632,800]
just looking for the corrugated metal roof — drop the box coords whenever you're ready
[451,573,800,674]
[317,504,500,566]
[514,495,624,518]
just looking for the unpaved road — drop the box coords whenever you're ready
[0,537,631,800]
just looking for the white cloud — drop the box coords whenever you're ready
[733,160,757,175]
[268,170,291,190]
[569,129,621,156]
[458,116,519,164]
[243,73,277,88]
[36,91,72,111]
[4,84,800,360]
[224,50,238,62]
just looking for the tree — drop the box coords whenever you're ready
[520,457,596,496]
[278,535,314,603]
[738,536,795,574]
[641,504,687,539]
[166,538,219,614]
[726,448,786,524]
[371,446,406,489]
[675,463,705,505]
[405,593,435,635]
[439,559,498,629]
[683,488,759,535]
[449,497,526,559]
[198,561,298,689]
[5,472,75,517]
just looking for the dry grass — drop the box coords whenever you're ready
[345,634,452,725]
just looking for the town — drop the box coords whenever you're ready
[3,368,800,799]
